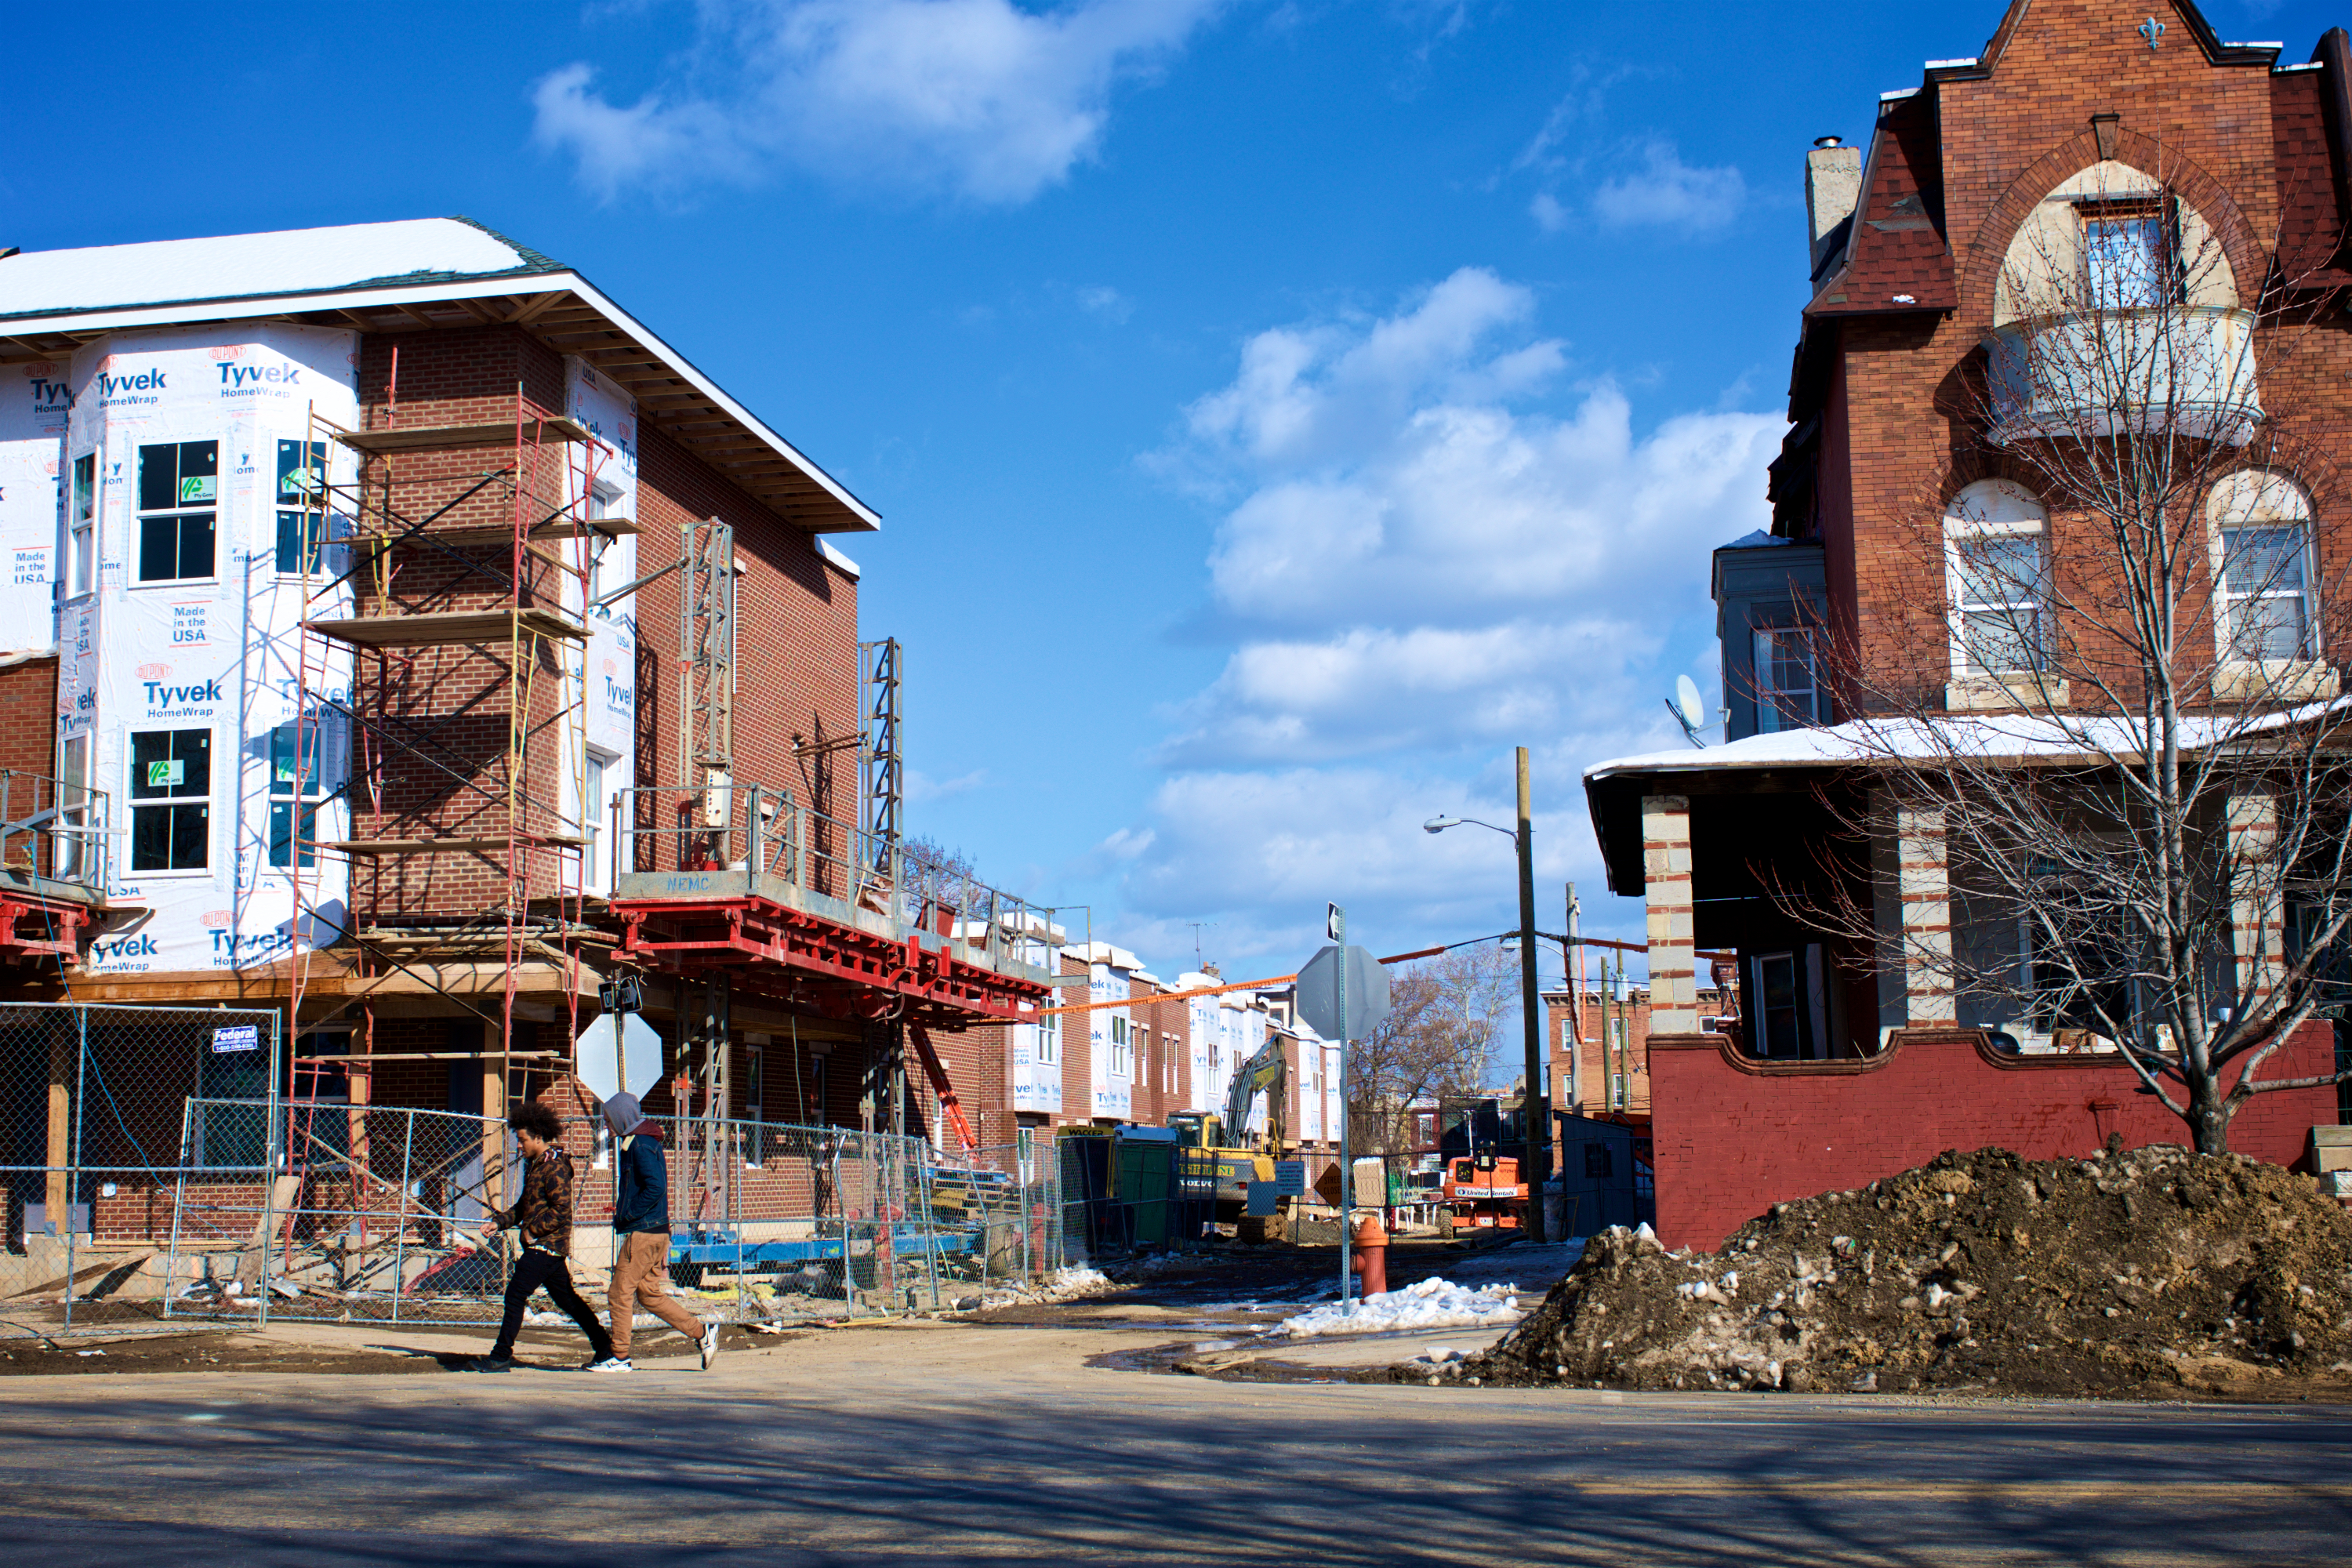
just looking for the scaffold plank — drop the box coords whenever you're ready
[304,608,587,646]
[337,417,593,452]
[325,834,588,854]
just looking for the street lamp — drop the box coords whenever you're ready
[1422,746,1548,1243]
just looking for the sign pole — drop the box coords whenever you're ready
[1330,902,1350,1309]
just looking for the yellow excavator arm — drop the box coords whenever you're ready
[1222,1036,1288,1155]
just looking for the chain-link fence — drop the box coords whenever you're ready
[0,1002,280,1337]
[161,1105,1072,1330]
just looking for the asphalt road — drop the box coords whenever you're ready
[1,1320,2346,1566]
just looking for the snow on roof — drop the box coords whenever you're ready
[1584,699,2352,783]
[0,218,554,321]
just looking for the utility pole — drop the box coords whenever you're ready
[1565,881,1581,1112]
[1514,747,1546,1244]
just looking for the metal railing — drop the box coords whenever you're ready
[610,782,1058,978]
[0,769,113,896]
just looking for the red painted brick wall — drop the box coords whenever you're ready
[1648,1022,2339,1251]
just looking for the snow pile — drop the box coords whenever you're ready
[975,1265,1114,1310]
[1276,1276,1525,1339]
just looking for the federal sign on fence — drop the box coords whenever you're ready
[211,1025,260,1054]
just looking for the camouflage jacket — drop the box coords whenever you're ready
[492,1145,577,1256]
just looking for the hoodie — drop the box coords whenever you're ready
[604,1093,670,1236]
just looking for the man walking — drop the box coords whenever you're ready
[476,1099,616,1372]
[599,1091,720,1372]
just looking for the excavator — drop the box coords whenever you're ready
[1165,1035,1287,1223]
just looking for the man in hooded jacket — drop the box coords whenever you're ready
[599,1092,719,1371]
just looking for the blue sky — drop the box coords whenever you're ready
[5,0,2335,985]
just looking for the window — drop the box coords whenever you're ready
[743,1044,765,1167]
[583,749,615,890]
[274,440,327,576]
[2209,472,2317,665]
[268,722,323,869]
[69,455,96,597]
[56,732,91,880]
[1110,1015,1131,1077]
[1584,1142,1613,1179]
[136,441,216,584]
[1753,626,1820,732]
[1945,481,2051,674]
[2082,207,2171,310]
[1612,1073,1628,1109]
[1754,951,1803,1059]
[129,728,210,872]
[1037,1008,1061,1065]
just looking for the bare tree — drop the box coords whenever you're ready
[1347,946,1515,1160]
[1809,147,2352,1153]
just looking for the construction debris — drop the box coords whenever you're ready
[1457,1144,2352,1397]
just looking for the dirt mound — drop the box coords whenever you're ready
[1450,1142,2352,1398]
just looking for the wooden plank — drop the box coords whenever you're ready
[338,416,593,452]
[351,517,642,551]
[325,834,588,854]
[303,607,588,647]
[507,291,572,325]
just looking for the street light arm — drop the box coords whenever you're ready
[1423,815,1518,841]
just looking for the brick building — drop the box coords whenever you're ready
[1544,978,1731,1119]
[0,219,1050,1167]
[1584,1,2348,1247]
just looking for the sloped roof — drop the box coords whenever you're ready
[0,218,876,534]
[0,218,561,319]
[1807,93,1955,318]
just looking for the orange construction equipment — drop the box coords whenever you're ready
[1441,1152,1530,1232]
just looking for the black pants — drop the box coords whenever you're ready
[492,1247,612,1360]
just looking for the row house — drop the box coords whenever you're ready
[1543,978,1733,1120]
[1584,0,2347,1248]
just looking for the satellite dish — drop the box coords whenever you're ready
[1665,675,1709,748]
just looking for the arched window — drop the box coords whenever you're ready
[1944,480,2050,675]
[1994,161,2236,325]
[2207,471,2316,663]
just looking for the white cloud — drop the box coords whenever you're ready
[1592,139,1747,232]
[1529,191,1569,233]
[1076,284,1134,322]
[532,0,1225,205]
[1107,268,1780,958]
[906,767,989,803]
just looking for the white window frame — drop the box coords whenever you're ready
[134,439,220,588]
[1752,626,1820,733]
[1036,1007,1060,1066]
[2206,470,2319,672]
[56,731,91,879]
[68,454,97,599]
[1109,1014,1131,1078]
[1944,479,2052,678]
[127,726,213,876]
[582,747,616,895]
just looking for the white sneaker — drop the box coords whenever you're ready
[699,1321,720,1370]
[586,1356,633,1373]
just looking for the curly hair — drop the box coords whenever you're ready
[510,1099,563,1144]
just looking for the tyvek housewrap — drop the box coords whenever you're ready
[563,358,639,884]
[0,362,71,652]
[64,325,358,976]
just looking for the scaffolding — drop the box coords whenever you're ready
[271,382,627,1258]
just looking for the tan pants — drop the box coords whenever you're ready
[608,1230,703,1358]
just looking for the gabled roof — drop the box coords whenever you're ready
[1807,92,1955,318]
[1951,0,2281,80]
[0,218,877,535]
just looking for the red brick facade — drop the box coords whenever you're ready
[1649,1022,2340,1250]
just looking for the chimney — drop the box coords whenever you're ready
[1806,135,1862,278]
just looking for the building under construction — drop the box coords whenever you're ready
[0,219,1053,1224]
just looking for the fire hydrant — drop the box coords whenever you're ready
[1350,1212,1389,1298]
